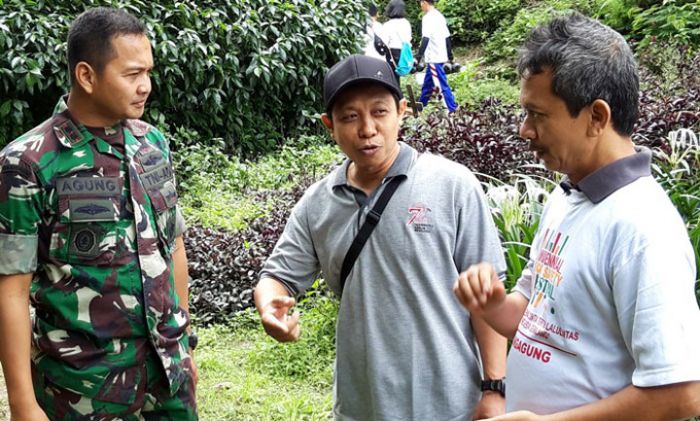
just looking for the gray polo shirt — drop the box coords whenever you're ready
[261,142,506,421]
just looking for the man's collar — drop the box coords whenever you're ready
[561,147,652,203]
[333,142,416,188]
[52,95,151,146]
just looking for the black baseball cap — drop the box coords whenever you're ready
[323,54,402,113]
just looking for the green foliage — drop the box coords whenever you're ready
[171,130,343,231]
[591,0,638,33]
[630,0,700,50]
[0,0,366,154]
[636,42,700,97]
[481,1,607,76]
[651,129,700,284]
[437,0,521,44]
[447,60,520,108]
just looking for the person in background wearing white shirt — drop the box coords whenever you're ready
[416,0,457,112]
[383,0,412,68]
[364,3,385,60]
[453,12,700,421]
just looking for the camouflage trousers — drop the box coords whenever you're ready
[32,351,197,420]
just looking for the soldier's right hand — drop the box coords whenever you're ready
[453,262,506,316]
[260,296,301,342]
[11,402,50,421]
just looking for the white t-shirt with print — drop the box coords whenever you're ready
[507,176,700,414]
[421,8,450,63]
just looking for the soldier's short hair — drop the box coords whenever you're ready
[67,7,147,85]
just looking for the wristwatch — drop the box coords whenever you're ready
[480,378,506,397]
[188,332,199,351]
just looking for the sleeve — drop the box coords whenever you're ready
[417,37,429,61]
[613,235,700,387]
[401,19,412,45]
[445,36,453,61]
[421,15,431,40]
[174,205,187,237]
[0,156,42,274]
[159,128,187,237]
[453,170,506,280]
[259,194,321,297]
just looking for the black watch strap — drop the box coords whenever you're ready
[480,378,505,397]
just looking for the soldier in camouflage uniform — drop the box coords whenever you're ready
[0,8,197,420]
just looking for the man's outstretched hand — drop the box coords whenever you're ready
[259,296,301,342]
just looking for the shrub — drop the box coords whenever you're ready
[399,99,536,181]
[447,60,521,109]
[0,0,366,154]
[630,0,700,50]
[634,50,700,149]
[437,0,522,44]
[481,4,596,71]
[171,129,342,231]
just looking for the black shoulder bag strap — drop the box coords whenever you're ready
[339,175,405,294]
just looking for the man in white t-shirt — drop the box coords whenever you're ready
[453,13,700,421]
[416,0,457,112]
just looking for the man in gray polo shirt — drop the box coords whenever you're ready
[255,54,507,421]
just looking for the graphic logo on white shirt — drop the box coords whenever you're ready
[531,227,569,309]
[407,203,433,233]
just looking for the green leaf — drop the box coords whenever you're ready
[0,100,11,117]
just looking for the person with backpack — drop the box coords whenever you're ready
[383,0,413,80]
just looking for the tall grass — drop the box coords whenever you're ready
[479,170,558,289]
[652,129,700,289]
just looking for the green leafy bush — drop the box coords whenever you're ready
[0,0,365,154]
[630,0,700,50]
[171,129,342,231]
[437,0,521,44]
[447,60,520,108]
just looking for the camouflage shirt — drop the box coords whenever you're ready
[0,98,191,405]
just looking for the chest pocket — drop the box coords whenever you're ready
[54,176,122,266]
[136,150,178,256]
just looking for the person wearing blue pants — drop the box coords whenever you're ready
[416,0,458,112]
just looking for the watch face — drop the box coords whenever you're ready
[188,333,198,350]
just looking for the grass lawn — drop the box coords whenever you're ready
[196,291,337,420]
